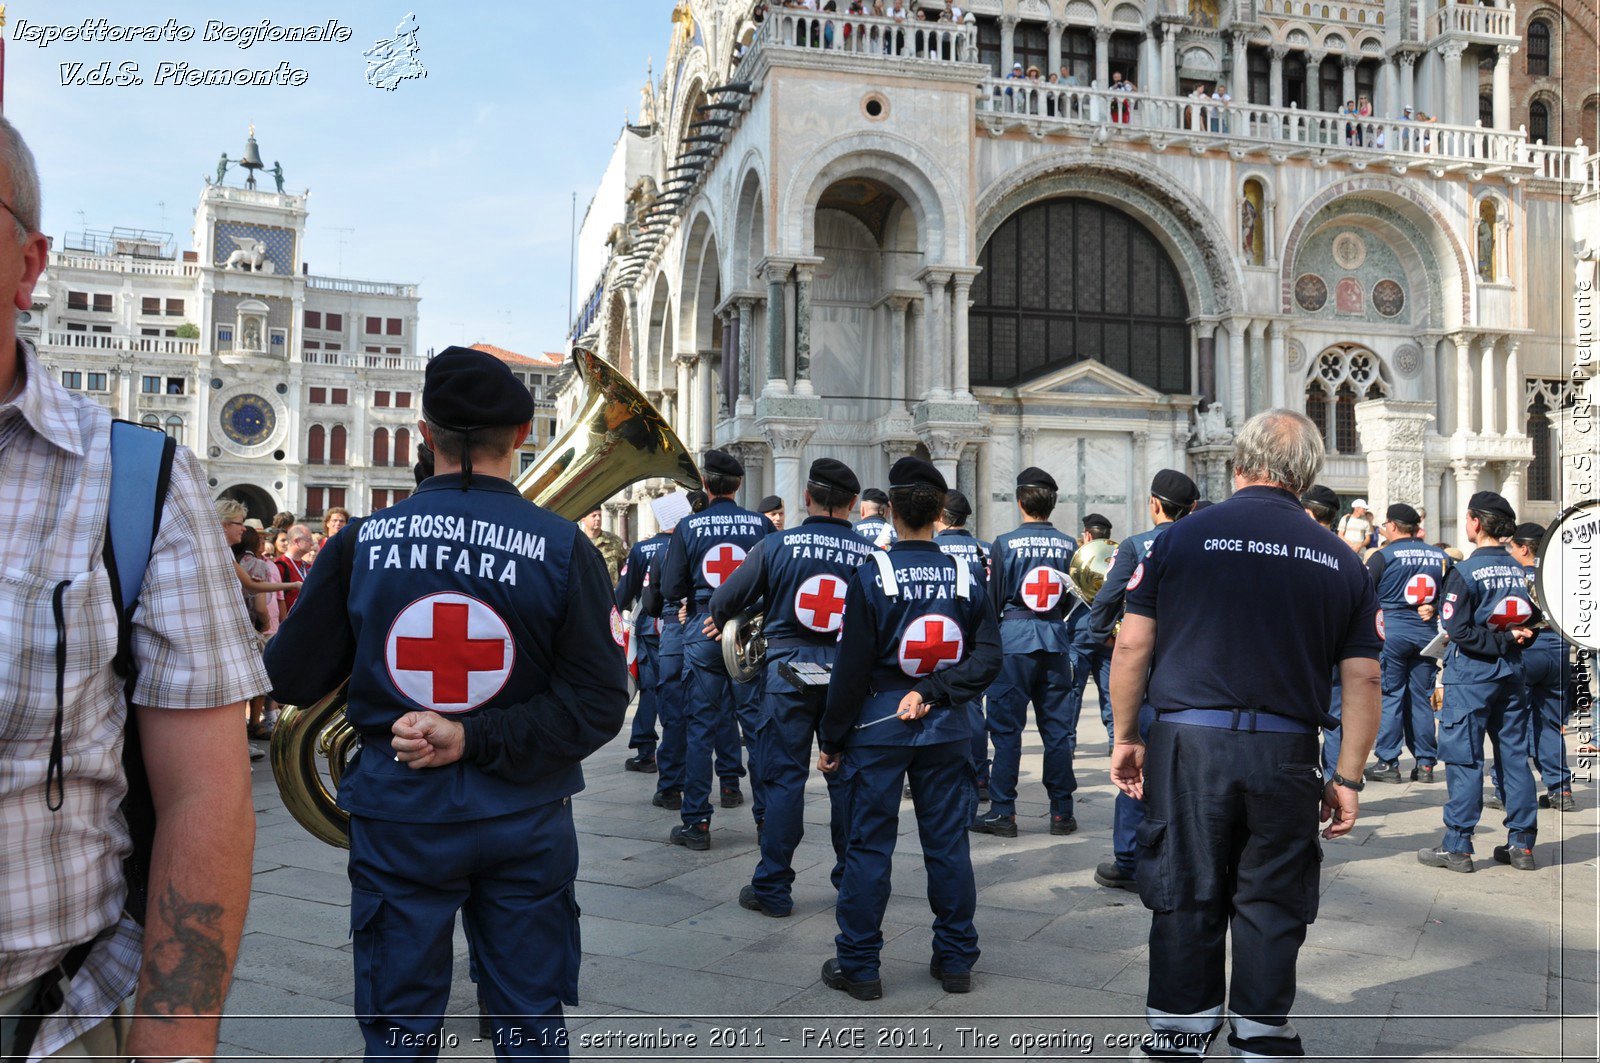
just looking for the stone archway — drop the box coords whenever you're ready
[218,483,277,524]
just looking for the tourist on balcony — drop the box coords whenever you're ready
[1212,84,1232,133]
[1343,100,1359,145]
[1188,84,1209,130]
[1111,72,1134,124]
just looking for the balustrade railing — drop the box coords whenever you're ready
[1428,2,1517,39]
[977,80,1585,173]
[301,348,424,371]
[50,251,199,277]
[305,275,418,298]
[43,330,199,355]
[759,9,978,64]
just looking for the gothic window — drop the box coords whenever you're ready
[1527,401,1553,500]
[1305,384,1329,441]
[970,197,1191,392]
[1334,383,1360,454]
[1529,100,1550,143]
[1305,345,1389,452]
[1528,20,1551,77]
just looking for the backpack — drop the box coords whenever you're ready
[102,420,177,926]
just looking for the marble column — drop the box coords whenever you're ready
[950,272,975,400]
[1341,54,1357,105]
[1399,52,1418,115]
[1269,45,1286,108]
[1230,31,1249,102]
[1492,45,1515,130]
[1379,56,1396,116]
[1248,319,1269,414]
[1223,320,1245,420]
[887,295,912,412]
[909,298,926,398]
[921,430,965,484]
[763,425,813,513]
[794,262,816,396]
[735,296,756,415]
[1169,27,1185,98]
[1047,20,1063,77]
[1479,338,1500,435]
[696,354,715,452]
[920,268,952,399]
[1440,42,1466,126]
[1500,462,1525,515]
[1197,329,1217,404]
[1452,458,1483,544]
[1306,51,1325,110]
[763,262,788,394]
[718,308,736,419]
[1504,341,1522,437]
[1453,335,1472,436]
[1094,26,1112,89]
[1268,321,1288,409]
[1019,427,1037,472]
[674,355,694,446]
[1000,15,1018,75]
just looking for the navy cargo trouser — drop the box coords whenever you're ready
[986,648,1079,818]
[1135,716,1323,1059]
[682,625,763,826]
[1439,679,1537,853]
[627,634,659,759]
[1373,624,1439,768]
[349,803,580,1060]
[655,635,743,799]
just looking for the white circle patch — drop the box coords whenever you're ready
[1127,562,1146,592]
[897,615,966,677]
[701,543,748,588]
[1403,573,1438,606]
[385,592,513,713]
[794,573,849,634]
[1019,565,1065,613]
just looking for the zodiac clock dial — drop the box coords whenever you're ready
[220,393,276,447]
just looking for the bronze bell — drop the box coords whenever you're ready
[239,135,264,171]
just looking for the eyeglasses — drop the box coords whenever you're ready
[224,520,245,528]
[0,198,30,233]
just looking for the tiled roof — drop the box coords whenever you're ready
[469,343,564,368]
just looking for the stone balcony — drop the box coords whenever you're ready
[40,330,200,357]
[741,8,981,73]
[1427,1,1519,45]
[304,274,418,299]
[49,251,200,278]
[300,348,425,372]
[977,80,1584,180]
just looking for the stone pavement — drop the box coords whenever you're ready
[223,695,1598,1062]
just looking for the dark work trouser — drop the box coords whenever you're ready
[1112,701,1157,873]
[1374,627,1439,767]
[1439,679,1537,852]
[682,632,763,826]
[627,635,659,758]
[834,740,979,982]
[1136,719,1323,1059]
[349,803,580,1061]
[1524,650,1572,795]
[986,649,1079,818]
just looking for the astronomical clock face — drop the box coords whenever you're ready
[220,393,276,447]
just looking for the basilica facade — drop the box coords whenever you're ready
[577,0,1596,545]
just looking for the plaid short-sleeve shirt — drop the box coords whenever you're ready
[0,340,268,1057]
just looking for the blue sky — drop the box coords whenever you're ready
[6,1,670,357]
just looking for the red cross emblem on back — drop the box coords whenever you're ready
[794,574,848,633]
[1488,596,1532,631]
[387,593,513,712]
[1404,573,1438,606]
[1021,565,1064,612]
[898,615,965,677]
[702,543,747,588]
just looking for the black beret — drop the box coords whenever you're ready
[1386,503,1421,525]
[861,487,889,505]
[702,448,744,478]
[1017,466,1057,491]
[422,346,535,430]
[889,456,946,493]
[1083,512,1112,532]
[1191,499,1216,512]
[1151,469,1199,508]
[1512,521,1546,544]
[807,458,860,497]
[757,495,784,514]
[1468,490,1515,523]
[943,489,973,518]
[1301,484,1340,511]
[686,489,709,512]
[583,504,602,517]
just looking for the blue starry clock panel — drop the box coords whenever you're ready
[213,221,295,275]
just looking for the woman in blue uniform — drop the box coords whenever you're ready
[817,457,1002,1000]
[1509,522,1575,812]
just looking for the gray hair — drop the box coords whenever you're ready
[1232,409,1324,495]
[215,498,247,524]
[0,116,42,239]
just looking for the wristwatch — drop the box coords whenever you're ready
[1330,770,1365,793]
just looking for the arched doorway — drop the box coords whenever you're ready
[970,196,1191,393]
[218,483,277,524]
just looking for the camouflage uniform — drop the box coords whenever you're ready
[590,528,628,584]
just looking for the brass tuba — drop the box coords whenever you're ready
[272,348,701,848]
[1067,538,1119,606]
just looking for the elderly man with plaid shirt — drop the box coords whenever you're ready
[0,116,267,1062]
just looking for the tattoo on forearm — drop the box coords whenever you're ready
[139,884,229,1017]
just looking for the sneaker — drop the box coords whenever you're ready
[929,960,972,993]
[1493,844,1536,871]
[669,822,710,851]
[720,786,744,808]
[1050,815,1078,836]
[248,745,265,762]
[820,958,882,1001]
[1364,760,1402,783]
[1417,846,1475,873]
[1550,791,1577,812]
[738,884,791,918]
[1410,765,1435,784]
[625,755,659,774]
[968,813,1018,838]
[1484,794,1504,810]
[652,789,682,810]
[1094,860,1138,892]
